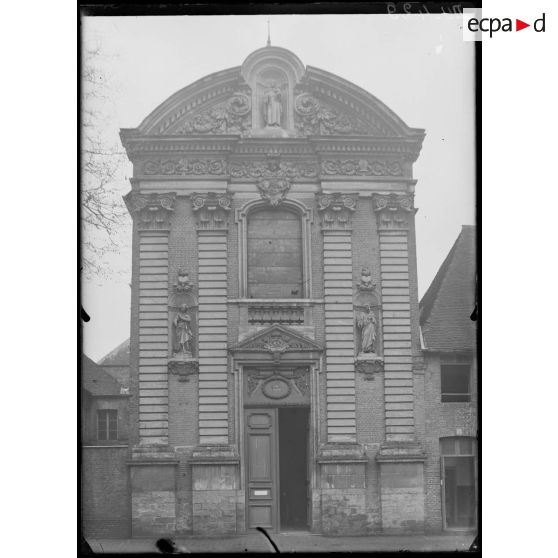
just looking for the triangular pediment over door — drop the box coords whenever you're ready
[230,325,323,365]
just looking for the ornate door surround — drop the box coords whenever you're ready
[230,325,322,532]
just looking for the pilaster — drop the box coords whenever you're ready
[373,193,416,443]
[125,191,176,446]
[317,193,358,443]
[192,192,233,445]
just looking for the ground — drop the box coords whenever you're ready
[86,532,477,553]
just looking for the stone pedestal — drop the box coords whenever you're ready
[128,445,179,536]
[190,445,241,537]
[317,443,371,535]
[376,442,426,533]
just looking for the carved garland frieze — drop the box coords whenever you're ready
[372,193,414,230]
[143,158,227,176]
[321,159,404,177]
[191,192,233,231]
[229,160,319,180]
[174,93,251,135]
[316,193,358,230]
[294,93,379,136]
[123,191,176,230]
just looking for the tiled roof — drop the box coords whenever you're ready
[419,225,476,352]
[98,338,130,366]
[82,355,124,396]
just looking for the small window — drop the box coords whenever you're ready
[441,364,471,402]
[97,409,118,441]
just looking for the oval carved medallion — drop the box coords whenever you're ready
[262,377,291,399]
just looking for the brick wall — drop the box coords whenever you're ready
[421,354,478,532]
[82,446,130,538]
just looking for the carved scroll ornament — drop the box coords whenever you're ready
[294,93,372,136]
[174,93,251,135]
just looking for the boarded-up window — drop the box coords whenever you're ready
[247,207,303,298]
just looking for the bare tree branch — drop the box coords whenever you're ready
[82,39,130,281]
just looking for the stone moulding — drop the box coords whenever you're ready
[376,442,427,463]
[168,358,199,382]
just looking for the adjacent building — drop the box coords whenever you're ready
[81,44,477,537]
[419,225,477,531]
[81,354,131,537]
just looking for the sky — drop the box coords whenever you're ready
[82,14,475,362]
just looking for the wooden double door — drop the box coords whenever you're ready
[245,407,311,532]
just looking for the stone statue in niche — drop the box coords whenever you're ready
[356,304,377,354]
[263,81,283,127]
[173,304,194,357]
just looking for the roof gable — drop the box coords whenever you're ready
[420,226,476,352]
[98,338,130,366]
[82,355,126,396]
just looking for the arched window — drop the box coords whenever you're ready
[247,207,303,299]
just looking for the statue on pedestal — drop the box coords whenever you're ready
[173,304,193,357]
[263,81,283,127]
[356,304,377,354]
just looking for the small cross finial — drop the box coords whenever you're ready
[267,19,271,46]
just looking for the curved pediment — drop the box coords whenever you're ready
[133,46,423,140]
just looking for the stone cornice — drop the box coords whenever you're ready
[120,134,424,163]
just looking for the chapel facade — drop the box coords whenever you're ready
[119,45,434,536]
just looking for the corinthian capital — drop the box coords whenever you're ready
[372,193,414,230]
[123,191,176,231]
[191,192,233,231]
[316,192,358,230]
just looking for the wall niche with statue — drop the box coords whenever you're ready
[168,269,199,381]
[354,267,384,380]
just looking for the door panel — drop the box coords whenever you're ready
[245,408,278,531]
